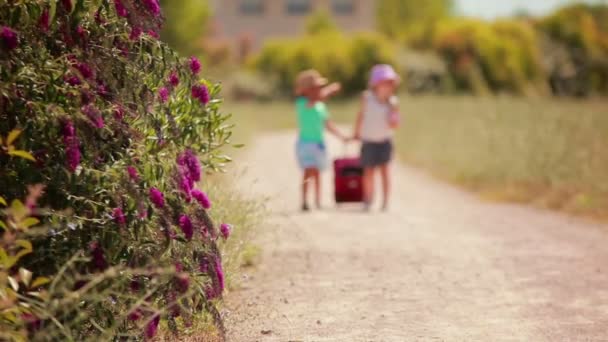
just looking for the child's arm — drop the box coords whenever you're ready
[353,93,366,140]
[325,120,348,142]
[388,97,400,129]
[320,82,341,101]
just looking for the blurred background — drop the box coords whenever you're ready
[159,0,608,219]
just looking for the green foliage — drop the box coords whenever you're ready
[160,0,210,55]
[376,0,452,40]
[430,18,544,94]
[253,32,396,95]
[0,0,235,340]
[539,3,608,95]
[305,10,338,36]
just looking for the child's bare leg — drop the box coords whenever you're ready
[380,163,391,210]
[363,167,375,206]
[302,169,313,210]
[313,169,321,208]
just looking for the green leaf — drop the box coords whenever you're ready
[6,129,21,146]
[0,196,6,206]
[19,268,32,286]
[0,248,8,267]
[10,200,27,221]
[31,277,51,289]
[15,240,33,260]
[8,150,35,161]
[0,221,6,231]
[49,0,57,24]
[8,276,19,292]
[20,217,40,229]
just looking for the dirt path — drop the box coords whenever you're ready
[223,131,608,342]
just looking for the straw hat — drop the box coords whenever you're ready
[295,69,328,95]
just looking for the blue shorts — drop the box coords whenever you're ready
[296,141,327,170]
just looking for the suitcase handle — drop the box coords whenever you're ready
[341,141,358,158]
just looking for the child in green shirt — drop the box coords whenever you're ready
[295,69,348,212]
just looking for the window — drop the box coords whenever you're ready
[286,0,311,15]
[240,0,265,15]
[332,0,354,15]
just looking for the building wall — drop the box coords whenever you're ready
[209,0,376,51]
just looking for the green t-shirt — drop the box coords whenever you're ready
[296,97,328,143]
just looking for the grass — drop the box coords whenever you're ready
[224,95,608,220]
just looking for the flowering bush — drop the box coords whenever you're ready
[1,1,234,340]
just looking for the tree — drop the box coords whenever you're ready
[306,9,338,35]
[160,0,211,55]
[376,0,452,39]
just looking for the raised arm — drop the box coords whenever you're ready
[319,82,342,101]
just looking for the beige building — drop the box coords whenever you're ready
[208,0,376,53]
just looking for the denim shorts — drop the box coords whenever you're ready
[296,141,327,170]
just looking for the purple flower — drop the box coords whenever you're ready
[113,207,126,225]
[127,166,139,181]
[114,0,128,17]
[199,256,209,273]
[39,9,50,32]
[178,214,193,241]
[176,273,190,293]
[62,120,80,172]
[158,87,169,103]
[62,120,75,140]
[1,26,18,51]
[130,279,141,292]
[177,149,201,182]
[65,74,81,86]
[220,223,231,240]
[65,142,81,172]
[114,106,124,120]
[215,257,225,293]
[145,315,160,339]
[188,56,201,75]
[80,90,94,105]
[75,62,94,79]
[128,309,142,321]
[76,25,87,41]
[207,256,225,299]
[83,105,104,129]
[149,187,165,209]
[168,72,179,87]
[147,30,160,39]
[90,241,108,271]
[178,174,193,202]
[191,84,210,105]
[130,27,142,40]
[95,9,106,24]
[61,0,73,12]
[191,189,211,209]
[144,0,161,16]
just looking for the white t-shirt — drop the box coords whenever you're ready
[360,91,397,143]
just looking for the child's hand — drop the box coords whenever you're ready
[320,83,341,100]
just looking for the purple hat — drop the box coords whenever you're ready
[369,64,401,88]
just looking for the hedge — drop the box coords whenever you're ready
[0,1,235,340]
[252,32,396,96]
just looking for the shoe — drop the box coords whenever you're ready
[302,203,310,212]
